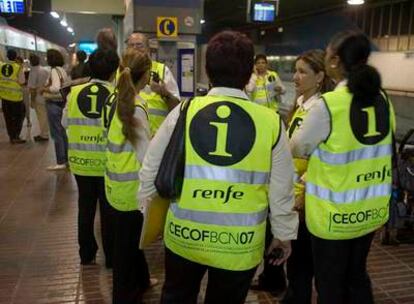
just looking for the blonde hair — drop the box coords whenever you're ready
[116,49,151,145]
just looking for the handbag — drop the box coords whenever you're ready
[155,98,193,199]
[43,68,65,101]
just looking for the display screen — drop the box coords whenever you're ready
[0,0,25,14]
[252,2,276,22]
[78,42,98,55]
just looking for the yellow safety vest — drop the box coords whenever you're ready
[306,86,395,240]
[251,70,280,111]
[139,60,168,136]
[0,61,23,102]
[164,94,281,271]
[105,96,148,211]
[67,81,115,176]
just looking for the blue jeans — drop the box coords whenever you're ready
[45,101,68,165]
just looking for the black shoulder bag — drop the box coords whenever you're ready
[155,98,193,199]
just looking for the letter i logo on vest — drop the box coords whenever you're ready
[1,64,14,78]
[78,84,111,119]
[190,101,256,166]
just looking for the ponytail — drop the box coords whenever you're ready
[116,49,151,146]
[348,64,381,104]
[329,31,381,105]
[117,67,140,146]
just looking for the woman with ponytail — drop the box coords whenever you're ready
[104,49,157,304]
[290,32,395,304]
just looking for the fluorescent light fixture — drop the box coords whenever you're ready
[67,27,74,33]
[50,11,60,19]
[200,19,206,24]
[60,20,68,27]
[69,43,76,48]
[347,0,364,5]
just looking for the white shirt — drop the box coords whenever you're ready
[48,67,69,95]
[28,65,50,103]
[289,80,346,158]
[138,87,298,241]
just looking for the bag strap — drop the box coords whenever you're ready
[399,129,414,154]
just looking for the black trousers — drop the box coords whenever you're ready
[74,175,114,266]
[2,99,25,140]
[161,248,257,304]
[112,209,150,304]
[312,232,375,304]
[282,222,314,304]
[258,218,286,291]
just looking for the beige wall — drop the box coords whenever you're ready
[51,0,124,15]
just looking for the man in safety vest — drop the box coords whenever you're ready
[64,48,119,267]
[139,30,298,303]
[126,32,180,136]
[0,49,26,144]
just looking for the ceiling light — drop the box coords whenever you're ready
[200,19,206,24]
[67,27,73,33]
[50,11,60,19]
[60,20,68,27]
[69,43,76,48]
[347,0,364,5]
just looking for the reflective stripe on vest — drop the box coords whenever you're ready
[185,165,269,185]
[106,170,139,182]
[307,182,391,204]
[68,143,106,152]
[67,118,102,126]
[313,144,392,165]
[107,142,135,153]
[164,95,280,271]
[148,108,169,117]
[170,203,268,227]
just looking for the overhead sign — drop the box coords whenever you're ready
[157,16,178,38]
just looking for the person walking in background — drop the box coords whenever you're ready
[104,48,157,304]
[281,49,333,304]
[246,54,285,113]
[139,30,298,304]
[126,32,180,136]
[64,48,119,268]
[28,53,50,141]
[290,31,395,304]
[96,27,118,52]
[41,49,70,170]
[0,49,26,144]
[70,50,91,80]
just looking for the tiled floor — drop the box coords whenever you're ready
[1,108,414,304]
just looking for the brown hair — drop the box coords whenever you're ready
[117,49,151,146]
[46,49,64,67]
[96,28,117,51]
[296,49,334,94]
[206,31,254,89]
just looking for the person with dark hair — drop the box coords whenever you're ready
[246,54,286,112]
[28,53,50,141]
[139,30,298,303]
[290,31,395,304]
[96,27,118,51]
[41,49,70,170]
[0,49,26,143]
[63,48,119,268]
[104,48,157,304]
[126,32,180,136]
[278,49,333,304]
[70,50,91,80]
